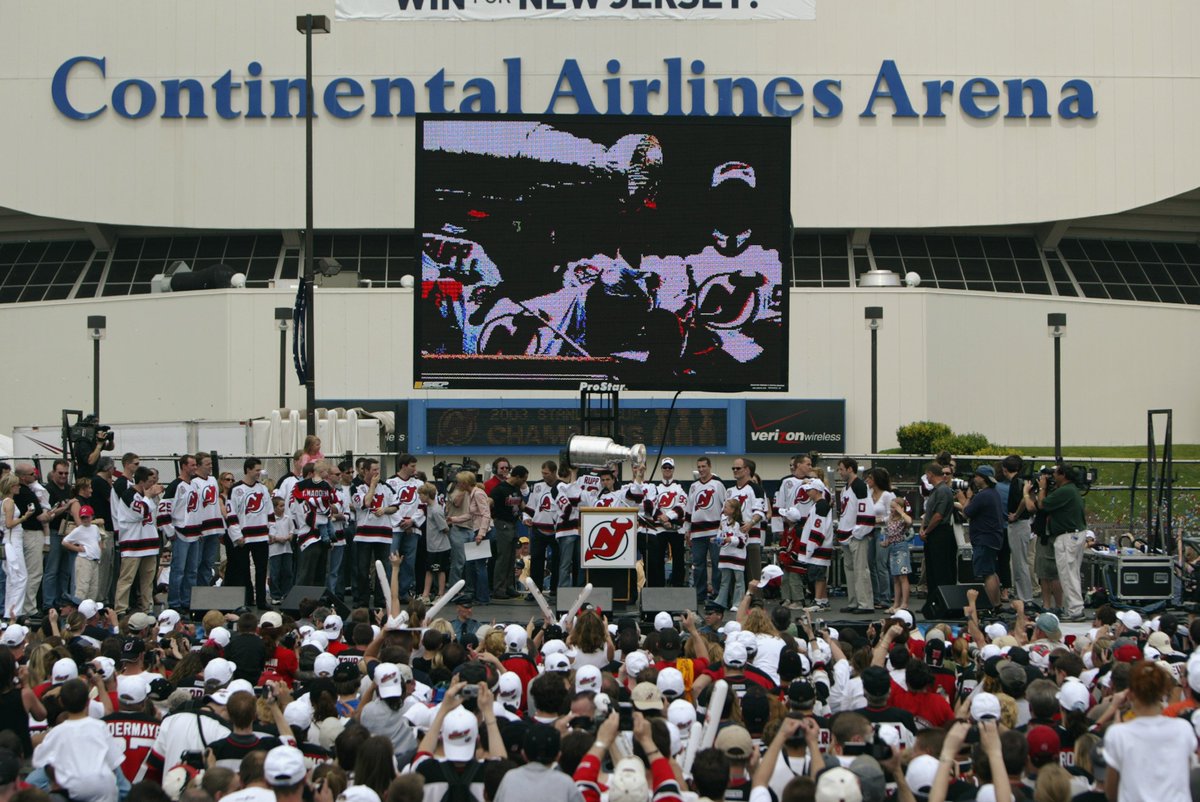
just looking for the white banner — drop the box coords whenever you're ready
[580,508,639,570]
[336,0,815,22]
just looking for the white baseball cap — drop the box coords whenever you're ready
[0,625,28,647]
[264,746,307,787]
[284,697,314,732]
[375,662,405,698]
[668,698,697,731]
[980,644,1002,661]
[117,675,149,705]
[441,706,479,761]
[203,658,236,686]
[503,624,527,653]
[302,632,329,652]
[1116,610,1143,631]
[625,651,650,679]
[1057,679,1090,712]
[892,609,914,627]
[157,610,181,635]
[260,611,284,629]
[724,642,748,668]
[735,630,759,655]
[544,653,571,673]
[79,600,104,620]
[497,672,522,704]
[657,667,684,700]
[815,767,863,802]
[52,657,78,684]
[91,656,116,680]
[404,703,435,731]
[323,615,344,638]
[906,754,941,796]
[718,621,741,637]
[654,611,674,632]
[207,626,231,648]
[212,679,254,706]
[970,692,1001,721]
[984,623,1008,641]
[608,757,651,802]
[542,639,568,656]
[575,665,602,694]
[314,652,339,678]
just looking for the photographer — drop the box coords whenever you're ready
[957,466,1006,609]
[1000,456,1035,606]
[1036,466,1088,623]
[70,417,113,481]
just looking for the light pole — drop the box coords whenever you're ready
[1048,313,1067,463]
[87,316,106,417]
[275,307,291,409]
[296,13,330,436]
[865,307,883,454]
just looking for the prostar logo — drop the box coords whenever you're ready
[585,517,633,562]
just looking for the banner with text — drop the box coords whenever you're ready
[744,400,845,453]
[336,0,815,22]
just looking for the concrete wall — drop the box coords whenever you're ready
[3,287,1195,469]
[0,0,1199,229]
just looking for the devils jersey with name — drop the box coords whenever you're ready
[190,476,225,537]
[385,476,426,532]
[159,478,198,543]
[727,483,766,546]
[776,476,808,532]
[647,481,685,533]
[117,491,160,558]
[837,478,875,542]
[105,711,161,782]
[686,478,727,538]
[798,499,834,567]
[353,481,396,545]
[577,473,603,501]
[554,480,586,538]
[291,478,335,549]
[593,482,646,510]
[523,481,560,537]
[228,481,274,545]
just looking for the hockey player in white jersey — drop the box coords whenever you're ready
[646,458,686,588]
[227,458,274,609]
[191,454,225,588]
[686,456,727,605]
[162,455,198,610]
[728,457,766,584]
[386,454,425,601]
[522,461,561,597]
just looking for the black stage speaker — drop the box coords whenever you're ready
[280,585,329,615]
[922,584,990,620]
[639,588,696,619]
[190,586,248,613]
[555,586,613,614]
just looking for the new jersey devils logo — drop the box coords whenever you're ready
[245,493,264,514]
[696,488,715,510]
[186,494,198,513]
[539,495,552,512]
[398,487,416,505]
[585,517,633,562]
[597,497,614,508]
[203,486,217,506]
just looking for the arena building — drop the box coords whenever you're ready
[1,0,1198,474]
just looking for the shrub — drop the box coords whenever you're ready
[895,421,953,454]
[931,432,992,456]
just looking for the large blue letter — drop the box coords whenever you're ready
[861,60,916,118]
[1059,80,1097,120]
[161,78,207,119]
[1003,78,1049,119]
[763,77,803,118]
[545,60,597,115]
[324,78,364,118]
[813,79,842,118]
[960,78,1000,119]
[52,56,106,120]
[112,79,156,119]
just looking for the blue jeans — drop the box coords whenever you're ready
[317,522,334,544]
[325,545,345,598]
[168,538,202,608]
[691,537,722,603]
[557,535,579,589]
[392,529,418,598]
[869,528,892,605]
[269,553,294,601]
[197,535,221,586]
[715,567,745,609]
[42,533,75,608]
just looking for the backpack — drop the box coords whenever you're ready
[438,760,482,802]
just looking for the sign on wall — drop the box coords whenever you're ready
[743,400,844,453]
[580,507,639,570]
[336,0,815,23]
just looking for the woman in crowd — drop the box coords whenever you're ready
[866,467,895,611]
[445,471,492,604]
[1102,661,1195,802]
[1,474,36,622]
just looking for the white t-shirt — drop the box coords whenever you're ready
[32,717,123,802]
[1103,715,1194,802]
[753,635,786,685]
[64,523,103,560]
[872,491,896,528]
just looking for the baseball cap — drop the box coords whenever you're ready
[724,641,748,668]
[338,788,381,802]
[816,766,864,802]
[128,612,157,632]
[1116,610,1143,631]
[654,611,674,632]
[975,465,998,485]
[718,620,742,638]
[79,599,103,619]
[544,653,571,673]
[91,656,116,680]
[212,678,254,706]
[1036,613,1061,636]
[517,536,529,544]
[657,667,684,700]
[970,692,1001,721]
[522,724,561,763]
[264,745,307,787]
[1113,644,1143,663]
[905,754,940,797]
[375,662,405,698]
[1027,725,1061,766]
[51,658,78,684]
[735,630,759,655]
[207,626,231,648]
[980,644,1002,662]
[503,624,527,653]
[260,611,284,629]
[284,697,314,732]
[891,609,914,627]
[157,609,181,635]
[923,639,948,668]
[79,505,94,518]
[631,682,664,712]
[788,680,817,708]
[760,564,784,586]
[849,756,886,802]
[661,458,675,468]
[542,639,568,656]
[301,632,329,652]
[314,652,338,678]
[658,628,682,660]
[1057,679,1090,712]
[575,664,602,694]
[1147,631,1172,653]
[608,757,651,802]
[715,725,753,761]
[0,625,28,647]
[323,614,343,638]
[203,658,236,686]
[861,666,891,698]
[118,675,149,705]
[984,622,1007,641]
[498,671,522,705]
[625,651,650,679]
[442,706,479,761]
[668,698,696,730]
[780,650,811,681]
[120,638,146,662]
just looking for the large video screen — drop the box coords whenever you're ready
[414,115,790,391]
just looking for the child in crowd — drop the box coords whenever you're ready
[884,494,914,614]
[268,496,293,604]
[714,497,747,609]
[62,505,102,601]
[419,482,449,604]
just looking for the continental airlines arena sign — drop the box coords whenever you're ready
[51,57,1098,122]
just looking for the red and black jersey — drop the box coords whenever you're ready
[105,710,161,781]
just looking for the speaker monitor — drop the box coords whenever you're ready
[923,584,991,620]
[638,588,696,617]
[279,585,329,615]
[555,586,613,614]
[189,586,247,613]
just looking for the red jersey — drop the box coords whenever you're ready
[890,683,954,730]
[105,711,161,781]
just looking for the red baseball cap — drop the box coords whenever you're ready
[1113,644,1143,663]
[1027,725,1061,767]
[79,506,95,518]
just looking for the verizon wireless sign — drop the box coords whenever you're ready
[744,400,845,453]
[336,0,815,22]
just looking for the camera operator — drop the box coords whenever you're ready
[1035,465,1088,622]
[956,466,1005,608]
[70,416,113,481]
[1000,456,1035,605]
